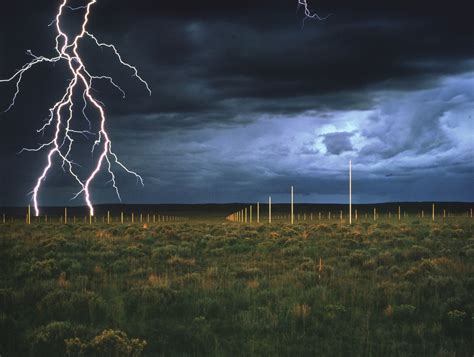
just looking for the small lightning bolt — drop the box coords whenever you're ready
[297,0,332,25]
[0,0,150,217]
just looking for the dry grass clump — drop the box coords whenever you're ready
[292,303,311,320]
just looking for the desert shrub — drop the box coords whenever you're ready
[404,245,431,261]
[58,258,83,275]
[30,258,59,279]
[125,245,146,258]
[376,251,395,266]
[316,224,332,233]
[111,259,130,274]
[37,290,106,324]
[388,265,402,276]
[190,316,216,354]
[282,245,301,257]
[349,251,366,266]
[295,270,318,287]
[0,288,15,311]
[235,267,262,280]
[167,256,196,269]
[29,321,86,357]
[299,258,315,271]
[176,244,193,258]
[125,285,176,316]
[464,248,474,259]
[341,239,359,248]
[151,245,177,260]
[393,304,416,322]
[66,329,146,357]
[225,242,251,254]
[323,304,346,321]
[445,310,467,331]
[362,258,377,270]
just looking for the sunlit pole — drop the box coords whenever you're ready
[257,202,260,223]
[291,186,294,224]
[269,196,272,224]
[349,160,352,225]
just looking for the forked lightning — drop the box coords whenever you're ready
[0,0,150,217]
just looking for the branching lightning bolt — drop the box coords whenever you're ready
[0,0,150,217]
[297,0,332,25]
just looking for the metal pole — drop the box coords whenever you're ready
[268,196,272,224]
[291,186,294,224]
[349,160,352,225]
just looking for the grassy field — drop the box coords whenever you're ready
[0,217,473,356]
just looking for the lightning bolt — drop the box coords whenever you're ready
[0,0,150,217]
[297,0,332,24]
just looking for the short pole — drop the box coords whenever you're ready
[291,186,294,224]
[432,203,435,222]
[398,206,401,221]
[64,207,68,224]
[244,208,248,223]
[268,196,272,224]
[257,202,260,223]
[107,211,110,224]
[27,205,31,225]
[373,208,376,221]
[250,206,253,223]
[121,212,124,224]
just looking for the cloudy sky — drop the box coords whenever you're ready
[0,0,473,206]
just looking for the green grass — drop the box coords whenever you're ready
[0,218,473,356]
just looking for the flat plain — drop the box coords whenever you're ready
[0,211,473,356]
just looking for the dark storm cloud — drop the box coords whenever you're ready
[0,0,473,206]
[322,132,354,155]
